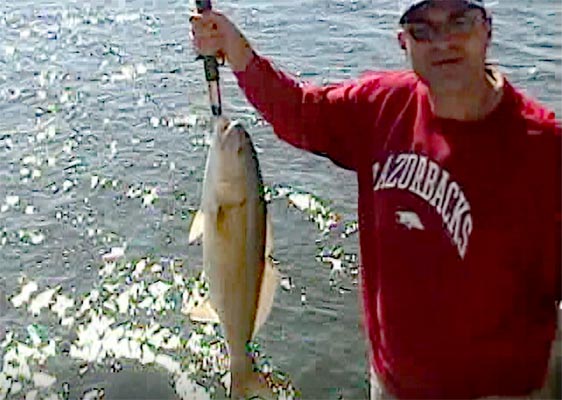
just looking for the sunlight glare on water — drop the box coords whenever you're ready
[0,0,559,399]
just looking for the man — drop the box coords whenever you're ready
[190,0,561,398]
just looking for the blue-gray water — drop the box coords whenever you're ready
[0,0,560,399]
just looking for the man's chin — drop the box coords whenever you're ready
[426,75,469,94]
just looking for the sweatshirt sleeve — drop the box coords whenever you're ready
[233,52,377,171]
[551,126,561,302]
[538,121,561,304]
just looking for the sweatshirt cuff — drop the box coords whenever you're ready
[232,51,265,89]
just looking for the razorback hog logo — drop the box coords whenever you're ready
[372,153,473,259]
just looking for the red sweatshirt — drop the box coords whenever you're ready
[233,53,561,399]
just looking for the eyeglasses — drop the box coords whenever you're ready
[403,13,487,42]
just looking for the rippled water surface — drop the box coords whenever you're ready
[0,0,560,399]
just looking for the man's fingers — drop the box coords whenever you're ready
[188,10,224,24]
[188,10,234,58]
[192,29,222,43]
[190,15,222,35]
[190,31,222,56]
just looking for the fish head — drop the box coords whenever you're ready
[206,117,257,207]
[215,116,249,155]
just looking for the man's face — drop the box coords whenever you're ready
[398,1,491,93]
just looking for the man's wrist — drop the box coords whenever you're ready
[228,35,255,72]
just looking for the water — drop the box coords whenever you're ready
[0,0,559,399]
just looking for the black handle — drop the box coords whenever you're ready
[195,0,222,116]
[195,0,212,11]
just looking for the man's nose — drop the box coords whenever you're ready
[431,24,457,45]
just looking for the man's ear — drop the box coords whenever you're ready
[398,31,407,50]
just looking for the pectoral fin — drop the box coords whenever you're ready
[187,299,220,324]
[252,257,279,338]
[188,209,204,244]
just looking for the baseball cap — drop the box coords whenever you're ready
[399,1,486,24]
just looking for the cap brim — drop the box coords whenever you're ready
[399,0,492,24]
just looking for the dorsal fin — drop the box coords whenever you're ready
[252,215,278,338]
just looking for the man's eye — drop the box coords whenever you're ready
[452,16,470,26]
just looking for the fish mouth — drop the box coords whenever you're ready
[219,122,246,152]
[432,57,464,66]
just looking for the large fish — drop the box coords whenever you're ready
[188,116,278,399]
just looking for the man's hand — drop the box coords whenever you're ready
[189,9,255,72]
